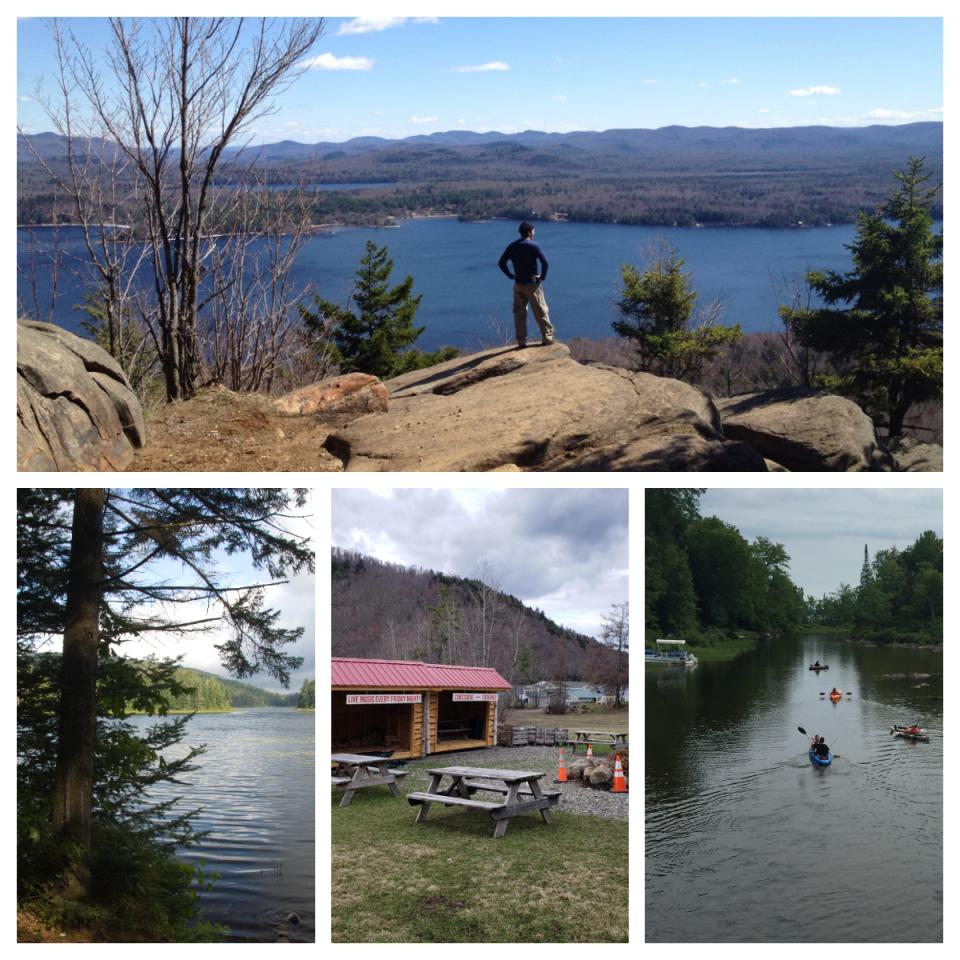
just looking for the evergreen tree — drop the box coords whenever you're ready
[780,157,942,437]
[297,678,316,709]
[17,489,313,880]
[613,241,741,379]
[300,240,458,379]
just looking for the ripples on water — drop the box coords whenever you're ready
[646,637,942,942]
[129,708,315,942]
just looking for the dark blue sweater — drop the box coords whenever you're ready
[498,238,549,284]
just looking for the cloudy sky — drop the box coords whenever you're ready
[332,488,628,638]
[697,488,943,599]
[54,491,316,695]
[17,14,942,142]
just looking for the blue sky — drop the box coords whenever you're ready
[17,15,943,143]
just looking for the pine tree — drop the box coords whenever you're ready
[613,240,741,379]
[300,240,458,379]
[18,489,313,860]
[780,157,942,437]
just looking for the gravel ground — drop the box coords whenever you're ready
[402,745,630,821]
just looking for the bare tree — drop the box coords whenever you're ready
[32,17,324,401]
[595,601,629,707]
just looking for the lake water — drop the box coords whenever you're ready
[17,219,873,352]
[645,634,942,943]
[128,707,314,943]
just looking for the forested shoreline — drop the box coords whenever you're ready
[806,530,942,645]
[645,489,806,657]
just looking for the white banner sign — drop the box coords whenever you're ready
[452,693,498,702]
[345,693,422,705]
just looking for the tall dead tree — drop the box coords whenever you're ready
[34,17,324,401]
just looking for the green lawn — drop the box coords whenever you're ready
[501,703,629,734]
[331,786,628,942]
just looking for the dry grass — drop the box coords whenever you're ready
[131,386,344,472]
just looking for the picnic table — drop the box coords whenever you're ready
[568,730,629,753]
[407,766,561,839]
[331,753,409,807]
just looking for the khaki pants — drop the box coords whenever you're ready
[513,283,554,345]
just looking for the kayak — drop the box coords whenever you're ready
[809,749,833,766]
[891,725,929,741]
[829,692,842,701]
[809,664,829,671]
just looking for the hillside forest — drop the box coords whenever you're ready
[332,548,627,698]
[807,531,942,645]
[645,489,806,649]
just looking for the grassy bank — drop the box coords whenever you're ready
[331,787,628,942]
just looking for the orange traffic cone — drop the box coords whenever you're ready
[554,747,568,783]
[611,753,627,793]
[586,743,594,761]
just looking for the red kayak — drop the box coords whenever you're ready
[891,724,929,741]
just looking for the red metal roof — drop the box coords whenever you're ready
[331,657,512,690]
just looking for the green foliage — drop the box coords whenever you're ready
[613,242,741,379]
[645,489,804,644]
[810,530,942,643]
[300,240,458,379]
[21,823,224,942]
[780,157,942,437]
[297,678,316,709]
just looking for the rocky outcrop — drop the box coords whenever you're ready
[18,319,145,472]
[325,344,766,471]
[715,389,895,472]
[273,373,388,418]
[886,437,943,472]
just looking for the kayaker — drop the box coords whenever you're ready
[830,687,841,697]
[815,738,830,757]
[813,660,821,667]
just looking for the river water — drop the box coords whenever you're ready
[128,707,315,943]
[645,633,942,942]
[17,219,867,352]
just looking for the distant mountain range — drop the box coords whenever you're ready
[19,122,943,169]
[18,123,942,228]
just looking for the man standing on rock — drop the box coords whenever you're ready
[498,222,555,348]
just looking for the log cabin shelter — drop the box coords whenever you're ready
[332,657,512,760]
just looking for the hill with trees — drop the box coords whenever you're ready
[18,123,943,229]
[807,531,942,645]
[331,548,621,693]
[645,489,806,654]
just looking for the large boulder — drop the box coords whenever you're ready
[325,344,765,472]
[18,320,145,472]
[716,389,895,472]
[272,372,388,418]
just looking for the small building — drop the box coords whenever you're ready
[331,657,512,760]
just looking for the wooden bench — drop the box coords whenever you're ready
[331,754,409,807]
[409,766,562,838]
[407,792,502,811]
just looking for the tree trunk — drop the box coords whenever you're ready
[52,489,107,849]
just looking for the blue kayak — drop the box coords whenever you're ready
[809,749,832,767]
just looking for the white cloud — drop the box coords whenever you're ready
[300,53,374,72]
[453,61,510,74]
[759,107,771,114]
[788,85,840,97]
[698,81,709,88]
[410,115,439,124]
[337,17,407,35]
[720,77,741,86]
[643,79,660,86]
[552,94,568,102]
[19,95,33,102]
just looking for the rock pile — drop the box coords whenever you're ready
[565,749,629,789]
